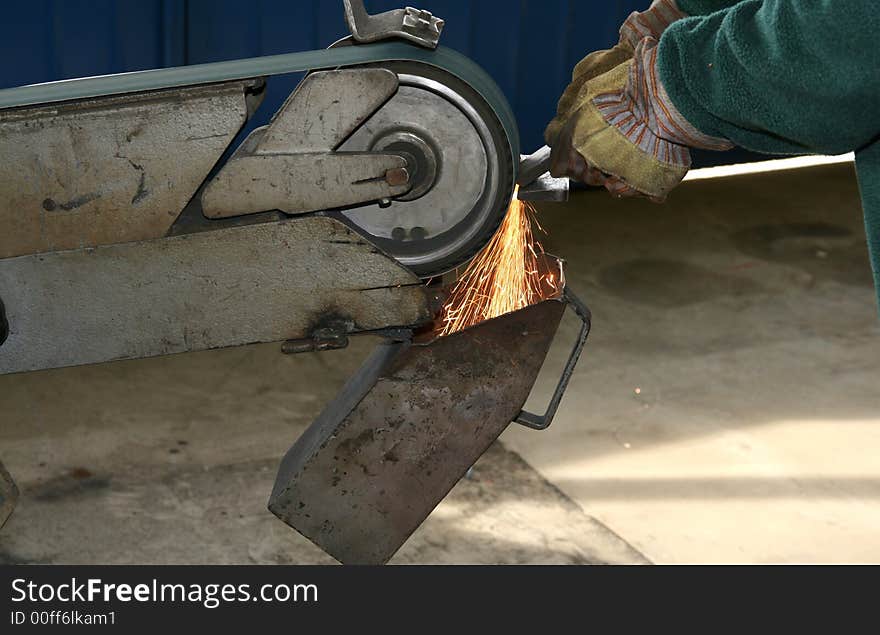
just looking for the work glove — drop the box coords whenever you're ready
[547,37,733,202]
[545,0,688,145]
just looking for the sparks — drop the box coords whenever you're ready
[438,186,560,337]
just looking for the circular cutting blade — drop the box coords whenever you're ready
[337,61,514,278]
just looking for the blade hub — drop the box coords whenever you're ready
[372,131,438,202]
[338,62,513,277]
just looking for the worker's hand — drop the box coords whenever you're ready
[545,0,688,145]
[548,38,733,202]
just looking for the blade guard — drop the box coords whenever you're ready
[268,266,591,564]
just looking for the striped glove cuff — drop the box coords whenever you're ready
[593,37,733,171]
[620,0,688,49]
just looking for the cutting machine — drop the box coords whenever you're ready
[0,0,582,563]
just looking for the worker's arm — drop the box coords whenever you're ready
[544,0,744,196]
[659,0,880,305]
[546,0,880,306]
[658,0,880,156]
[546,0,879,197]
[677,1,742,15]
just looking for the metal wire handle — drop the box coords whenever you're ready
[514,287,592,431]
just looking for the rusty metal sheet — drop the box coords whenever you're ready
[0,81,253,259]
[269,296,567,565]
[0,217,432,375]
[0,461,18,530]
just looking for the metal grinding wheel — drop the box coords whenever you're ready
[337,61,514,278]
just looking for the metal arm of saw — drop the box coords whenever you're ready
[202,68,414,218]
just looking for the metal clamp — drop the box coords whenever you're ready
[517,145,553,187]
[516,146,568,202]
[517,173,569,203]
[281,331,350,355]
[343,0,445,49]
[515,287,592,431]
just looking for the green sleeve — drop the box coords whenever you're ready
[857,143,880,309]
[678,1,742,16]
[657,0,880,156]
[658,0,880,312]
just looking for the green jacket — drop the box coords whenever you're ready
[658,0,880,309]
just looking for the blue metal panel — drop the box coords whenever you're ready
[515,0,576,151]
[0,0,184,87]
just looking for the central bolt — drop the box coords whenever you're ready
[372,131,438,202]
[385,167,410,187]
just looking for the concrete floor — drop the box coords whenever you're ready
[1,162,878,563]
[0,329,643,565]
[506,162,880,563]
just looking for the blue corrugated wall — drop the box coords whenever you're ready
[1,0,646,152]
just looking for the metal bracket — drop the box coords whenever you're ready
[516,146,568,202]
[281,325,415,355]
[515,287,592,431]
[282,325,351,355]
[518,173,570,203]
[0,297,8,347]
[343,0,445,49]
[517,145,553,187]
[0,461,18,531]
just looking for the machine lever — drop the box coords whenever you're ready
[517,145,553,187]
[343,0,445,49]
[516,145,568,202]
